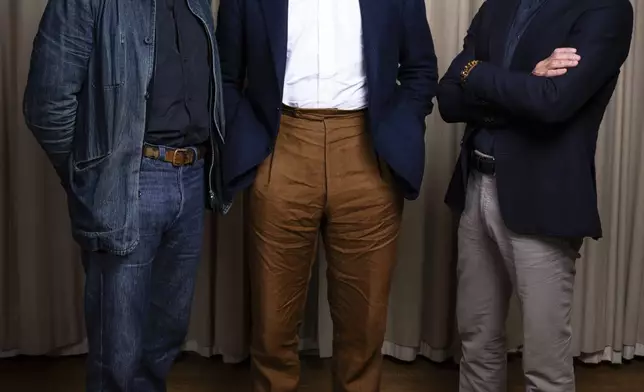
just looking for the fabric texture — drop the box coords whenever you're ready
[1,0,643,375]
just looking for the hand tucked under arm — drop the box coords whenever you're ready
[532,48,581,77]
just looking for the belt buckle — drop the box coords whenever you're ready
[171,148,191,166]
[472,150,495,176]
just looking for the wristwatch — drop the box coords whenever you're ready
[461,60,480,84]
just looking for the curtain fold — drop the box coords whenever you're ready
[1,0,643,368]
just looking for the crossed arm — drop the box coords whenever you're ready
[23,0,95,182]
[438,0,634,126]
[436,2,499,126]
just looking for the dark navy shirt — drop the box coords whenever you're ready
[472,0,548,155]
[146,0,211,147]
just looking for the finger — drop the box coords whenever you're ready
[549,59,579,69]
[545,58,576,68]
[546,68,568,77]
[550,53,582,61]
[553,47,577,54]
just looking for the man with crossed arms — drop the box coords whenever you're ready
[438,0,633,391]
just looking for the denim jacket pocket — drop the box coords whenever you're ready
[91,30,126,89]
[68,153,126,235]
[72,105,124,171]
[73,152,112,172]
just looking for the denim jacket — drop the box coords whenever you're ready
[23,0,229,255]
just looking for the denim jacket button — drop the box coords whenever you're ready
[144,37,152,45]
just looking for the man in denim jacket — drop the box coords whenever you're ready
[23,0,228,390]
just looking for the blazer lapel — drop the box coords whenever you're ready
[510,0,574,68]
[261,0,289,91]
[488,0,520,64]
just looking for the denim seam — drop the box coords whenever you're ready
[99,272,105,391]
[168,167,185,229]
[139,254,155,389]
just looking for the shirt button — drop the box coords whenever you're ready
[144,37,153,45]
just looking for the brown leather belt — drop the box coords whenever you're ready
[142,144,207,166]
[282,104,366,117]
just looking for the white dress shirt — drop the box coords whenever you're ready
[283,0,367,110]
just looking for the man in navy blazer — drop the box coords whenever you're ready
[217,0,437,390]
[438,0,633,391]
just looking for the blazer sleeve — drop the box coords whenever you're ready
[23,0,95,183]
[397,0,439,119]
[436,2,507,126]
[216,0,262,136]
[463,0,634,124]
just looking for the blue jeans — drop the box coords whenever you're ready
[83,156,206,392]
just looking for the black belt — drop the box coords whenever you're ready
[470,150,495,175]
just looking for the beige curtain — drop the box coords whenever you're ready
[1,0,643,366]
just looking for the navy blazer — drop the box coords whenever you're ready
[439,0,634,239]
[216,0,438,201]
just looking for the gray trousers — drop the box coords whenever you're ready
[457,172,581,392]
